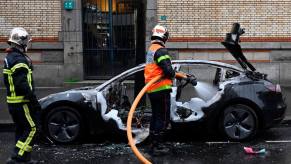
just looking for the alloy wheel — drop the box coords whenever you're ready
[222,104,257,140]
[47,108,81,143]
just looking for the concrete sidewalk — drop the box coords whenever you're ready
[0,84,290,124]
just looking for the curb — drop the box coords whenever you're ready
[281,119,291,125]
[281,116,291,124]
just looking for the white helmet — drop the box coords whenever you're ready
[151,24,169,43]
[7,27,31,51]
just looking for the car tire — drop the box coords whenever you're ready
[44,106,82,144]
[219,104,258,141]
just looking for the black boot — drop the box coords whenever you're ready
[6,158,40,164]
[152,144,170,156]
[6,158,17,164]
[26,160,40,164]
[8,151,39,164]
[6,157,28,164]
[150,133,170,156]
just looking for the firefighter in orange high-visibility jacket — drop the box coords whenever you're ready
[144,25,197,155]
[3,27,40,164]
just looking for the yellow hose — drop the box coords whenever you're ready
[126,73,187,164]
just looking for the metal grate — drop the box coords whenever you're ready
[83,0,138,79]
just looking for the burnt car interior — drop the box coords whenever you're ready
[172,64,244,121]
[101,62,243,127]
[102,72,150,127]
[178,65,220,102]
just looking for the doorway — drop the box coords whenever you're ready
[83,0,143,79]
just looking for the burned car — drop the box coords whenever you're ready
[39,24,286,143]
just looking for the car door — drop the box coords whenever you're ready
[170,63,221,122]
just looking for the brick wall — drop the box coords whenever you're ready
[157,0,291,40]
[0,0,61,39]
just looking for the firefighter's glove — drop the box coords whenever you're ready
[186,74,197,86]
[32,101,42,112]
[30,95,42,112]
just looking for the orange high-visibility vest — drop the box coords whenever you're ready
[144,43,172,93]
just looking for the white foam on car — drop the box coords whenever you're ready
[194,81,219,100]
[95,76,244,143]
[171,77,242,122]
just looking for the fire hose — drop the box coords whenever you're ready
[126,73,187,164]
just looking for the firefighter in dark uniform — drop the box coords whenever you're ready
[3,27,40,164]
[144,25,196,155]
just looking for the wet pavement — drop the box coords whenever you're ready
[2,122,291,164]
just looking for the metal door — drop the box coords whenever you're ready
[83,0,137,79]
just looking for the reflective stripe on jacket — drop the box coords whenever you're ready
[144,43,173,93]
[3,48,34,104]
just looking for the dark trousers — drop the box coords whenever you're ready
[148,90,171,144]
[8,103,38,161]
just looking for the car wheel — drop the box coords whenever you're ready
[220,104,258,141]
[45,106,82,144]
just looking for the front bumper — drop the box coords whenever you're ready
[264,102,287,128]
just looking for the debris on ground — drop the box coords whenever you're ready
[244,147,266,154]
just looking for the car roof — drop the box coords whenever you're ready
[172,60,243,72]
[96,59,244,90]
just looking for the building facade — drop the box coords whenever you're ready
[147,0,291,85]
[0,0,291,86]
[0,0,64,86]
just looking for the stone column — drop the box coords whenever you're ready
[61,0,84,81]
[146,0,157,48]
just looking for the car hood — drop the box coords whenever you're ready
[39,87,98,106]
[221,23,256,72]
[221,41,256,72]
